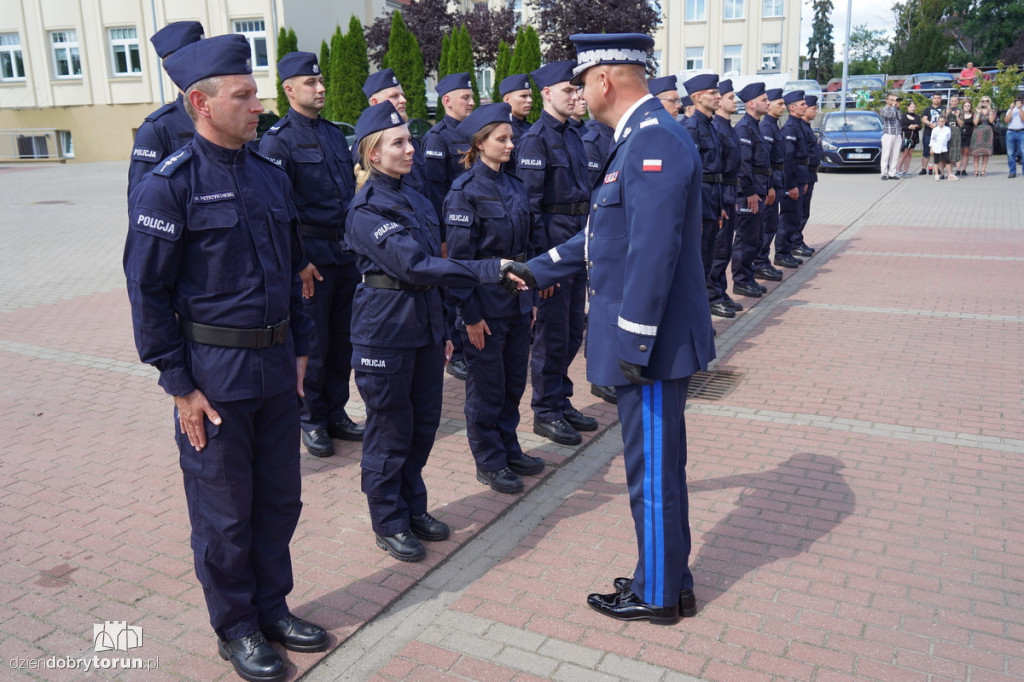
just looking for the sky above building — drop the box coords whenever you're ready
[799,0,895,56]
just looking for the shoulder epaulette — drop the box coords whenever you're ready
[264,117,290,135]
[450,172,473,191]
[152,146,193,176]
[145,102,178,123]
[350,185,373,208]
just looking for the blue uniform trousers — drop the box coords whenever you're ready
[754,201,780,270]
[707,204,735,303]
[462,312,531,472]
[776,189,804,258]
[300,263,359,431]
[699,220,718,285]
[353,341,444,536]
[531,271,586,421]
[798,183,815,238]
[618,378,693,608]
[177,389,301,641]
[731,199,766,287]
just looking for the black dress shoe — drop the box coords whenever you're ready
[756,282,768,293]
[301,429,334,457]
[563,406,598,431]
[733,283,763,298]
[709,301,736,318]
[409,512,449,541]
[507,453,545,476]
[591,384,618,404]
[587,590,680,625]
[328,416,364,441]
[375,530,426,562]
[261,614,328,653]
[533,418,582,445]
[217,632,285,682]
[723,297,744,311]
[754,267,783,282]
[612,577,698,618]
[476,467,524,494]
[445,358,468,380]
[774,255,802,268]
[792,245,815,258]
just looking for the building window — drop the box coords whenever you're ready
[651,50,663,76]
[763,0,783,18]
[58,130,75,158]
[233,19,268,69]
[761,43,781,71]
[723,45,742,75]
[1,33,25,81]
[51,30,82,78]
[685,0,706,22]
[109,27,141,76]
[513,0,523,27]
[685,47,704,70]
[724,0,744,20]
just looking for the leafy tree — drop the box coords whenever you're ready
[887,0,955,73]
[492,40,512,103]
[528,0,661,65]
[806,0,835,83]
[325,26,345,121]
[366,0,455,74]
[1001,31,1024,64]
[276,27,291,115]
[508,26,543,123]
[846,24,889,74]
[381,11,429,120]
[336,16,370,124]
[462,3,517,68]
[949,0,1024,65]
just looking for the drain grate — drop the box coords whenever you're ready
[687,369,743,401]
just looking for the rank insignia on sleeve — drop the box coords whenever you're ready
[642,159,662,172]
[604,171,619,184]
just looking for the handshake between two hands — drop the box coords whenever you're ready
[498,260,537,294]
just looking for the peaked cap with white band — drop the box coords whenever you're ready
[569,33,655,86]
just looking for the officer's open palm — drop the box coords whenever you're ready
[299,263,324,299]
[173,390,221,451]
[466,319,491,350]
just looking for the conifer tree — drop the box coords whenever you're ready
[439,33,452,79]
[509,27,542,122]
[326,26,345,121]
[319,39,330,94]
[382,11,428,120]
[276,27,291,115]
[338,15,370,123]
[492,40,511,103]
[454,26,480,107]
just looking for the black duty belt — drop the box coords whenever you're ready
[541,201,589,216]
[722,177,739,187]
[702,173,723,184]
[753,166,772,177]
[796,159,810,165]
[300,224,341,241]
[179,317,289,349]
[772,162,784,171]
[363,273,433,291]
[479,251,527,262]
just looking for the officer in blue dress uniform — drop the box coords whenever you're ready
[517,59,598,446]
[363,68,430,200]
[499,74,534,174]
[775,90,809,269]
[731,82,773,297]
[345,102,530,563]
[708,79,743,312]
[259,52,363,458]
[795,95,820,258]
[127,21,203,196]
[123,34,326,682]
[511,32,715,624]
[649,75,682,119]
[753,88,786,281]
[442,103,545,495]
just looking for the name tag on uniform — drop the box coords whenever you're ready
[193,191,236,203]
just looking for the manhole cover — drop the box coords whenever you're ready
[33,200,73,205]
[687,369,743,401]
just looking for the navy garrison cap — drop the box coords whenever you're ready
[457,103,513,138]
[437,72,472,97]
[531,60,576,89]
[719,79,734,95]
[783,90,806,105]
[363,68,400,98]
[648,75,677,96]
[569,33,654,85]
[354,101,405,148]
[736,82,766,102]
[277,52,320,82]
[682,73,719,95]
[681,96,693,108]
[499,74,532,97]
[805,94,819,107]
[150,21,204,59]
[766,88,784,101]
[163,34,252,92]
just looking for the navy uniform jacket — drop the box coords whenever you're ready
[528,97,716,385]
[421,115,470,220]
[516,110,591,252]
[802,118,820,183]
[682,109,724,220]
[259,109,356,268]
[780,115,809,189]
[581,119,614,187]
[443,162,535,324]
[760,114,786,192]
[124,134,312,402]
[735,113,770,198]
[344,173,500,349]
[506,115,532,175]
[128,94,195,195]
[712,114,740,206]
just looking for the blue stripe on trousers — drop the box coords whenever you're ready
[642,381,665,604]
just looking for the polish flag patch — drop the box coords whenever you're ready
[642,159,662,172]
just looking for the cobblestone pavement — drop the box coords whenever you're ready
[1,162,1021,681]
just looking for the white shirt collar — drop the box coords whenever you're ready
[613,94,653,141]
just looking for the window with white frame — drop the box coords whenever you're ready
[685,47,704,70]
[763,0,783,18]
[51,30,82,78]
[761,43,781,71]
[723,45,742,75]
[725,0,744,20]
[513,0,523,27]
[685,0,706,21]
[58,130,75,158]
[652,50,663,76]
[109,27,141,76]
[233,19,268,69]
[1,33,25,81]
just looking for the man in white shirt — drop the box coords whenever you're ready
[1004,96,1024,178]
[928,116,956,181]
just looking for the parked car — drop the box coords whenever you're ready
[816,110,883,171]
[900,73,958,99]
[783,79,824,100]
[406,117,432,141]
[822,77,886,108]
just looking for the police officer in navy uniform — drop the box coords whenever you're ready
[795,95,820,258]
[499,74,534,174]
[443,103,545,495]
[510,32,715,624]
[649,75,682,119]
[345,102,531,563]
[775,90,809,269]
[581,117,614,186]
[517,59,598,446]
[127,21,203,196]
[708,79,743,312]
[259,52,363,458]
[678,95,695,121]
[752,88,786,281]
[363,68,430,200]
[124,34,326,682]
[732,82,773,298]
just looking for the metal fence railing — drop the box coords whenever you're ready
[0,129,69,162]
